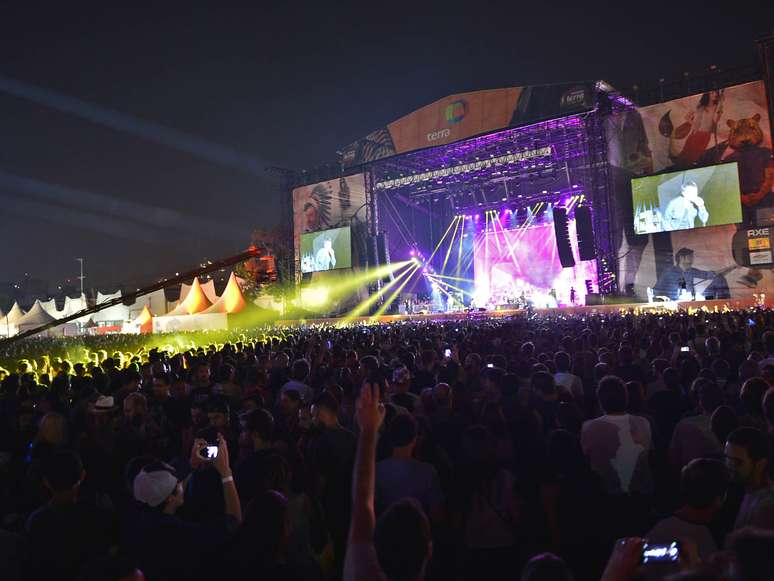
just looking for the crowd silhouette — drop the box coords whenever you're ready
[2,309,774,580]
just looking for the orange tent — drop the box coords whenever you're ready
[133,305,154,334]
[167,278,213,315]
[202,273,247,314]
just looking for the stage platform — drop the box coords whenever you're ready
[275,297,768,327]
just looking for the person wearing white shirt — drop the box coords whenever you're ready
[662,181,709,232]
[581,376,653,495]
[553,351,583,401]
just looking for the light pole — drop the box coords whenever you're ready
[76,258,85,296]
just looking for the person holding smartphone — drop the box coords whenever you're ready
[647,458,727,562]
[124,434,241,580]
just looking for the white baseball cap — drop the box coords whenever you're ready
[133,464,179,507]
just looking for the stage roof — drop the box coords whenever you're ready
[340,81,607,168]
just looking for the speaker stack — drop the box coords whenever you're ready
[575,206,597,261]
[552,207,575,268]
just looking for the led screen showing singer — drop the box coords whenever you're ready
[300,226,352,274]
[631,162,742,235]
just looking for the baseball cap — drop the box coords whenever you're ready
[133,462,179,507]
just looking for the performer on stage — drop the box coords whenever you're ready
[314,238,337,271]
[662,180,709,232]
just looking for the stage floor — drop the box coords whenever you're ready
[276,297,766,327]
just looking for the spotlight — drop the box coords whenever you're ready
[409,249,416,257]
[474,214,480,220]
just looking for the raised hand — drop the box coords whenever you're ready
[356,382,385,437]
[601,537,645,581]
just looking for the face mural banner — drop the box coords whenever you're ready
[293,174,366,300]
[607,81,774,300]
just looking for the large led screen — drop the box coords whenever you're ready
[300,226,352,274]
[632,162,743,235]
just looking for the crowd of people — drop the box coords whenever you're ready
[3,309,774,580]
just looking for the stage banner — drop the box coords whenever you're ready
[606,80,774,299]
[341,82,596,167]
[292,174,367,292]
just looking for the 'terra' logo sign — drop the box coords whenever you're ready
[560,87,588,110]
[444,99,467,124]
[427,128,451,142]
[427,100,468,142]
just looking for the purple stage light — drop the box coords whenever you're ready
[409,249,416,257]
[474,214,479,220]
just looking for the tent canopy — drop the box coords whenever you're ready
[17,300,57,326]
[180,278,218,304]
[5,302,26,324]
[92,291,130,323]
[167,278,213,316]
[202,272,247,314]
[132,305,153,326]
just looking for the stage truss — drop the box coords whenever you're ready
[368,95,620,296]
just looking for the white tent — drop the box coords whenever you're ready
[180,278,218,304]
[152,311,227,333]
[92,291,131,324]
[16,300,62,336]
[17,300,57,326]
[1,302,25,337]
[127,288,169,318]
[6,302,25,324]
[40,298,62,319]
[0,302,24,337]
[62,293,92,324]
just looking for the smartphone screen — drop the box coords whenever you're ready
[680,346,690,352]
[444,349,452,358]
[486,363,494,368]
[202,446,218,459]
[642,542,679,564]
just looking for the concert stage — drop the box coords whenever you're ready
[275,297,768,328]
[288,76,774,321]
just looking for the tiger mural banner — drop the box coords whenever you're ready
[607,80,774,301]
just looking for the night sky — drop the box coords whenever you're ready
[0,2,771,291]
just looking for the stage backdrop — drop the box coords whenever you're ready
[341,82,597,167]
[607,80,774,299]
[292,175,368,312]
[473,222,598,307]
